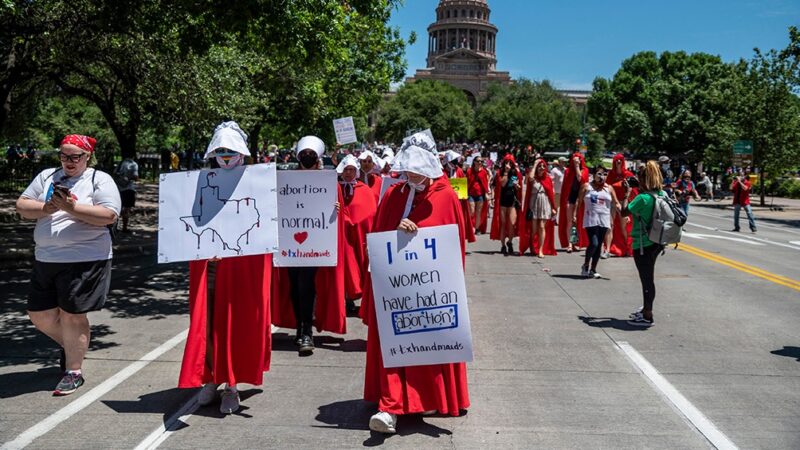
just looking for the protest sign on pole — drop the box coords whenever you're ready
[449,178,468,200]
[333,116,358,145]
[158,164,279,263]
[378,176,404,204]
[366,224,473,368]
[274,170,338,267]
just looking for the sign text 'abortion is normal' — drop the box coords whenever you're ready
[367,224,473,368]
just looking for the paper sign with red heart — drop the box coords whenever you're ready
[294,231,309,244]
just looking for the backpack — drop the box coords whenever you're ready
[45,168,119,242]
[645,192,686,247]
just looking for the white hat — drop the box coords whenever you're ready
[204,121,249,159]
[296,136,325,157]
[445,150,462,164]
[392,131,443,179]
[358,150,377,162]
[336,154,360,178]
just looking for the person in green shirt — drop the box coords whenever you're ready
[624,161,666,327]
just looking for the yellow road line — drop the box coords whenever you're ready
[678,243,800,292]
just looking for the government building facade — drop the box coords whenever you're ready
[406,0,590,106]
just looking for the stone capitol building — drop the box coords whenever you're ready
[407,0,590,106]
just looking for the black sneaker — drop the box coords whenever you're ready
[298,335,314,356]
[507,241,514,255]
[500,244,507,255]
[53,372,84,396]
[627,312,654,328]
[294,327,303,346]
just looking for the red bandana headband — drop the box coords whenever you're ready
[60,134,96,154]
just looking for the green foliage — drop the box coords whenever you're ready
[588,51,740,163]
[375,80,474,142]
[474,79,581,151]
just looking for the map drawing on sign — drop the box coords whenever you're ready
[158,164,279,263]
[179,171,261,254]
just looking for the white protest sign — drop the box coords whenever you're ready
[333,116,358,145]
[465,155,475,167]
[366,224,473,368]
[274,170,338,267]
[489,152,498,162]
[378,176,403,204]
[157,163,279,263]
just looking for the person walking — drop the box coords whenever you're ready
[466,156,489,235]
[179,122,273,414]
[558,152,589,252]
[674,170,700,217]
[550,157,565,220]
[731,171,757,233]
[574,165,621,278]
[361,132,469,434]
[519,158,557,258]
[115,156,139,232]
[16,134,121,395]
[626,161,666,327]
[605,153,636,257]
[491,154,522,255]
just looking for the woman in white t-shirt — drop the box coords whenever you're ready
[16,134,120,396]
[574,165,621,279]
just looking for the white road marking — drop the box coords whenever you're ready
[1,329,189,450]
[617,342,738,450]
[134,392,201,450]
[685,223,800,251]
[691,209,800,236]
[683,232,765,245]
[791,241,800,246]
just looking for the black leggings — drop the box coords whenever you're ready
[287,267,318,333]
[633,244,663,312]
[583,226,608,269]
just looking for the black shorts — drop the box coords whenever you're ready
[121,189,136,208]
[28,259,112,314]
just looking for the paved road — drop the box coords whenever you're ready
[1,206,799,449]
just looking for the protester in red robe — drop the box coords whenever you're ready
[271,136,346,356]
[466,156,490,235]
[558,152,590,251]
[358,150,383,202]
[444,150,476,243]
[605,153,636,257]
[519,158,558,257]
[179,121,271,415]
[337,155,377,314]
[491,154,522,255]
[362,132,469,434]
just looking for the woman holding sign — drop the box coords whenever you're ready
[362,132,469,435]
[271,136,346,356]
[179,122,273,415]
[337,155,377,315]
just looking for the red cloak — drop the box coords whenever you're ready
[361,177,470,416]
[179,254,272,388]
[366,173,383,203]
[490,155,522,240]
[558,152,590,248]
[606,153,636,257]
[341,180,377,300]
[519,162,558,256]
[451,166,476,243]
[271,188,347,335]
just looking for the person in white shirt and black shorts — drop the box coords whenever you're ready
[16,134,121,396]
[574,165,621,279]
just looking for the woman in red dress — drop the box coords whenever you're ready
[179,122,272,415]
[362,132,469,434]
[519,158,558,258]
[444,150,476,243]
[604,153,636,257]
[490,154,522,255]
[465,156,489,236]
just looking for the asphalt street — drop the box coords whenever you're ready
[1,202,799,449]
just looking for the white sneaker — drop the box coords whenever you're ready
[369,411,397,434]
[590,270,602,279]
[220,387,240,414]
[580,266,590,278]
[600,251,610,259]
[197,383,219,406]
[629,306,643,319]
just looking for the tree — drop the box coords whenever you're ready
[475,79,580,151]
[375,80,474,142]
[588,51,740,164]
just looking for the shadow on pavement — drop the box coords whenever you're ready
[578,315,648,331]
[551,274,589,280]
[314,399,454,446]
[270,333,367,353]
[771,346,800,361]
[103,387,263,423]
[0,366,63,398]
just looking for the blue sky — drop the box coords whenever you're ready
[389,0,799,90]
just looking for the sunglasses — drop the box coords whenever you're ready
[58,152,87,163]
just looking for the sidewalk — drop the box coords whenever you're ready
[0,183,159,268]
